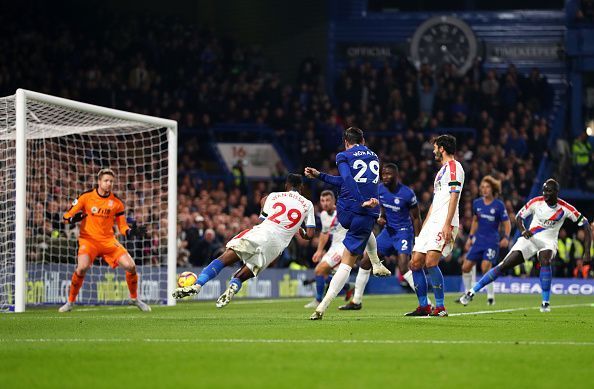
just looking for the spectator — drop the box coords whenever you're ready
[571,131,593,189]
[190,228,221,266]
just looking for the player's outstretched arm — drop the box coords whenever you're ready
[305,167,344,187]
[337,162,365,203]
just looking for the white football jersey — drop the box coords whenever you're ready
[428,160,465,227]
[258,191,316,247]
[517,197,586,241]
[320,209,347,247]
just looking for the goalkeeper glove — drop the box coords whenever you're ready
[66,212,86,224]
[126,222,147,238]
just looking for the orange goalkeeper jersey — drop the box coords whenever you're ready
[63,188,130,240]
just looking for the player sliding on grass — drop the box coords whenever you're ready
[459,179,591,312]
[455,175,511,306]
[59,168,150,312]
[302,189,390,310]
[306,127,380,320]
[405,135,465,317]
[172,174,316,306]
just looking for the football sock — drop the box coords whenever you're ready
[427,266,445,307]
[125,271,138,299]
[472,266,502,294]
[230,277,242,292]
[486,283,495,300]
[462,270,473,291]
[315,275,326,302]
[403,270,415,290]
[365,233,381,266]
[540,264,552,303]
[352,268,371,304]
[470,265,477,285]
[196,258,225,286]
[412,269,429,307]
[316,263,351,313]
[68,271,85,303]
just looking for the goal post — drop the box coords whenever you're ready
[2,89,177,312]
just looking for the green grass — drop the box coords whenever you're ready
[1,294,594,389]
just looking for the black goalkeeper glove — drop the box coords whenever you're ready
[126,222,147,238]
[66,212,86,224]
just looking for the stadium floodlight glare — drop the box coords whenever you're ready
[0,89,178,312]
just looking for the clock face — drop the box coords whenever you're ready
[410,16,478,75]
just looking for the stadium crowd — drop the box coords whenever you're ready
[3,9,591,278]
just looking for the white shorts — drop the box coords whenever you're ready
[413,222,459,257]
[226,229,284,276]
[321,243,345,269]
[510,236,557,260]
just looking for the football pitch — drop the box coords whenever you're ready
[1,294,594,389]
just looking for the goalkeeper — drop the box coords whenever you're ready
[58,168,150,312]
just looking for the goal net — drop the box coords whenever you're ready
[0,90,177,312]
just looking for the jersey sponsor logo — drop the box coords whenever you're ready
[90,207,113,218]
[382,203,401,211]
[479,214,496,222]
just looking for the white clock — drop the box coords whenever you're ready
[410,15,478,74]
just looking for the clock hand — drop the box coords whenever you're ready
[445,51,461,66]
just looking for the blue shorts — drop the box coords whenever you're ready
[467,243,500,264]
[337,209,376,256]
[376,228,414,256]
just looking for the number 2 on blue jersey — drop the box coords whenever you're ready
[353,159,380,184]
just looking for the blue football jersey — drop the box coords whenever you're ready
[335,144,380,216]
[378,183,417,232]
[473,198,509,243]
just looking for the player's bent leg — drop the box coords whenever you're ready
[60,254,92,312]
[217,265,254,308]
[366,232,391,276]
[538,251,554,312]
[460,251,525,305]
[174,249,240,299]
[117,253,151,312]
[311,249,360,320]
[340,255,371,310]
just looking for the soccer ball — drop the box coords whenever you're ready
[177,271,197,287]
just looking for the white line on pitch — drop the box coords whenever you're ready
[1,338,594,346]
[447,302,593,317]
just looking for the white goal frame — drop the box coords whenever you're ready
[13,89,178,312]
